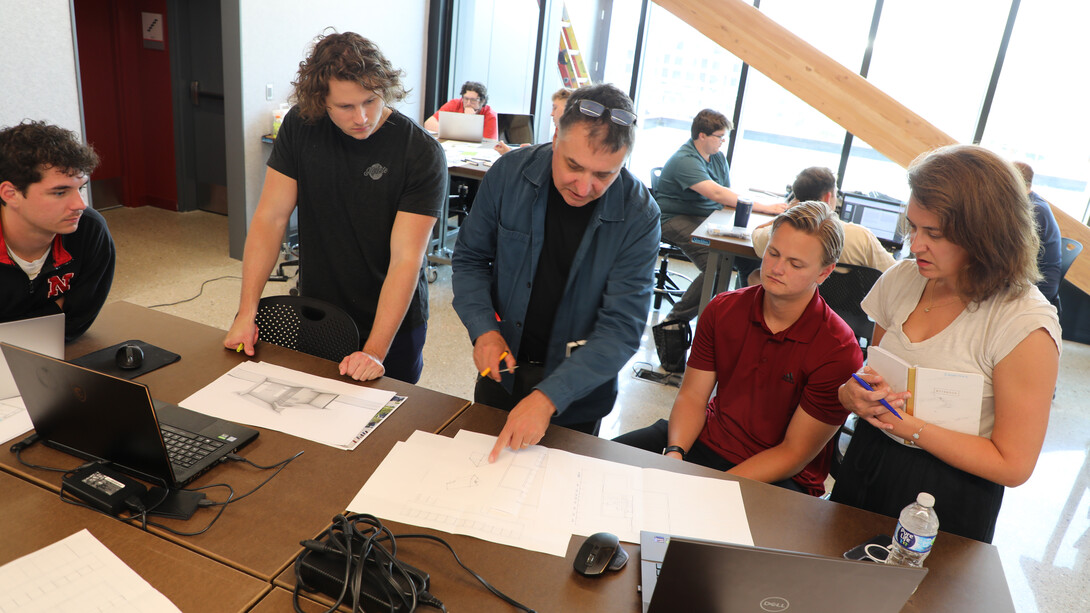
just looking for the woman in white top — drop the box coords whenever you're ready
[830,144,1061,543]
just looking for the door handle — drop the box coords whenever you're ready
[190,80,200,106]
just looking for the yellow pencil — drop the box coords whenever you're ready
[480,350,509,378]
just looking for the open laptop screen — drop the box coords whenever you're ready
[840,192,906,250]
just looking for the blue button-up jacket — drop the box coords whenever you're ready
[452,143,660,424]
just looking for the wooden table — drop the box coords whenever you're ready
[690,206,776,313]
[0,471,268,612]
[0,302,471,582]
[276,403,1013,613]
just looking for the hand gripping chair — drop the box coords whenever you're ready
[254,295,361,363]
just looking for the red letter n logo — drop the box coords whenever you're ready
[46,273,74,298]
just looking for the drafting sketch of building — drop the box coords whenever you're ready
[236,376,337,413]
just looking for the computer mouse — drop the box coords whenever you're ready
[115,343,144,370]
[573,532,629,576]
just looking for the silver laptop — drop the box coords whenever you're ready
[642,531,927,613]
[437,110,485,143]
[2,342,259,488]
[0,314,65,399]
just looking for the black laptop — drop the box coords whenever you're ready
[646,534,927,613]
[2,343,258,488]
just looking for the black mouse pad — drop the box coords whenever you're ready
[70,340,181,380]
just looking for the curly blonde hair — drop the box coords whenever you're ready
[907,144,1040,303]
[291,31,407,123]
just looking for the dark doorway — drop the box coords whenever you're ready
[168,0,227,214]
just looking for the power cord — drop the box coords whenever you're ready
[293,513,535,613]
[146,275,242,309]
[10,433,69,473]
[17,434,301,537]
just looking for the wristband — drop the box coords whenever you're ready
[663,445,687,459]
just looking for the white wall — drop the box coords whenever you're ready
[227,0,431,256]
[0,0,83,136]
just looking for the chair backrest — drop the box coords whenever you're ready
[255,295,360,362]
[1060,237,1083,280]
[818,263,884,349]
[497,113,534,144]
[650,166,663,192]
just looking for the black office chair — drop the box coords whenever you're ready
[648,166,692,309]
[255,295,360,362]
[496,113,534,145]
[818,263,884,355]
[1060,237,1083,280]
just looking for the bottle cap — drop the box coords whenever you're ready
[917,492,935,507]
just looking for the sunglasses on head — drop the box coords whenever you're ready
[576,99,637,127]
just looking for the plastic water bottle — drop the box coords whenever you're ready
[886,492,939,567]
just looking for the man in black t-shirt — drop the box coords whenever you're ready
[224,33,446,384]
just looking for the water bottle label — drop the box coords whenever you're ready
[894,524,935,554]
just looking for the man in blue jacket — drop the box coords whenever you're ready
[452,84,660,462]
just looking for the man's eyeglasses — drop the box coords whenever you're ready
[462,95,482,106]
[577,99,637,127]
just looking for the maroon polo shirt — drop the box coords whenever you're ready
[690,285,862,495]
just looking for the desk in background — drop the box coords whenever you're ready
[0,471,268,612]
[690,206,776,313]
[0,301,471,582]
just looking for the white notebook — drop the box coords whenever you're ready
[867,346,984,436]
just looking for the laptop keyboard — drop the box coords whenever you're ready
[161,424,225,469]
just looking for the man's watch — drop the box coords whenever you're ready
[663,445,687,459]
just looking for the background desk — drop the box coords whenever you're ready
[0,302,471,582]
[691,207,775,313]
[0,471,268,612]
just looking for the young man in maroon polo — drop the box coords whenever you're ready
[615,201,863,496]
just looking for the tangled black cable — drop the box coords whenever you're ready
[293,513,536,613]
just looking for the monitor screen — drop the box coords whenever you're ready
[840,192,905,248]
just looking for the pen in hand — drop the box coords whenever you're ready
[236,343,244,353]
[479,350,509,378]
[850,373,903,420]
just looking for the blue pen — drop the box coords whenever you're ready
[851,373,903,420]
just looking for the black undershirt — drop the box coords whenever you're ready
[519,181,600,363]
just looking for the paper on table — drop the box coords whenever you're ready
[348,430,753,557]
[180,361,397,449]
[0,528,181,612]
[0,396,32,446]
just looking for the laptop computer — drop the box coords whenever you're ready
[1,342,259,488]
[642,532,927,613]
[0,314,65,400]
[438,110,486,143]
[839,191,907,252]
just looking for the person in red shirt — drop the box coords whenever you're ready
[614,201,863,496]
[424,81,498,140]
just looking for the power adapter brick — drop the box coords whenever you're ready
[62,463,148,515]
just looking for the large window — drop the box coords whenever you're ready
[441,0,1090,223]
[980,1,1090,221]
[627,3,745,187]
[729,0,873,194]
[841,0,1011,200]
